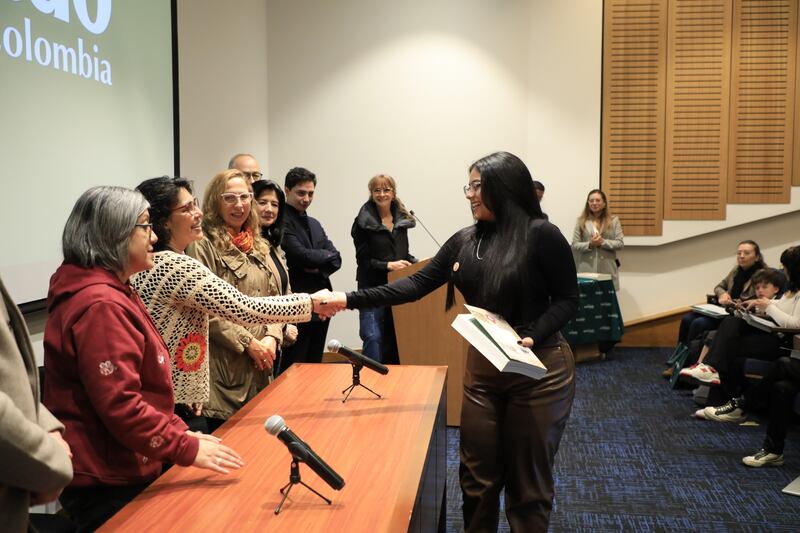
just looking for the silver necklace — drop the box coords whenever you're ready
[476,235,485,260]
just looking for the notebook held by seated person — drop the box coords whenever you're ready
[735,310,800,334]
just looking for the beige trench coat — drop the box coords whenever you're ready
[188,237,282,420]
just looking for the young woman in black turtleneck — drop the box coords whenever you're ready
[330,151,579,532]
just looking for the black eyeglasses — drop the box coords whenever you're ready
[134,223,153,236]
[171,197,200,214]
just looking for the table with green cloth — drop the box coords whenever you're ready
[562,277,624,348]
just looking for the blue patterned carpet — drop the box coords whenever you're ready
[445,347,800,532]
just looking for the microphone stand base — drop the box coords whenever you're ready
[341,363,381,403]
[275,459,332,514]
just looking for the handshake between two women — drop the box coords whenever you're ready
[309,290,349,319]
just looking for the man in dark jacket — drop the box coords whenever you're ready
[280,167,341,372]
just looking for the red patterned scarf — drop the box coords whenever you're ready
[229,227,254,253]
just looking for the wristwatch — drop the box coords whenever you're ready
[238,333,253,351]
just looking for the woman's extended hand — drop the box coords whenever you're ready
[246,337,276,371]
[718,292,732,305]
[388,260,412,271]
[311,289,337,318]
[188,431,244,474]
[323,291,348,313]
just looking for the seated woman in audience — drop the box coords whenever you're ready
[571,189,624,290]
[351,174,417,364]
[673,240,766,354]
[131,177,323,432]
[44,186,243,531]
[187,170,296,430]
[695,246,800,422]
[252,179,299,373]
[680,268,782,384]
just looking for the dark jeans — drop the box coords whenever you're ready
[358,306,399,364]
[460,340,575,533]
[59,483,150,532]
[744,357,800,454]
[279,318,330,374]
[678,311,719,345]
[705,316,784,398]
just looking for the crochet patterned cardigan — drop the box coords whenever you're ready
[131,251,312,404]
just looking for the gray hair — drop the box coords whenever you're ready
[228,153,255,169]
[62,186,149,273]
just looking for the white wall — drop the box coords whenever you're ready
[178,0,800,350]
[177,0,270,186]
[525,0,602,235]
[264,0,530,345]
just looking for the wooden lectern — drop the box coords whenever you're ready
[389,258,468,426]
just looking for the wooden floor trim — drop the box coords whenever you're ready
[619,306,691,348]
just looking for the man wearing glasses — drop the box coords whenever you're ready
[280,167,341,373]
[228,153,263,183]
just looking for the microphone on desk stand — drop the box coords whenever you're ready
[409,209,441,248]
[327,339,387,403]
[264,414,345,515]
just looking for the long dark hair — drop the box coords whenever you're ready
[252,179,286,248]
[136,176,193,252]
[780,246,800,292]
[468,151,544,308]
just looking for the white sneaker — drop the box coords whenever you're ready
[702,400,746,423]
[680,363,720,385]
[742,449,784,467]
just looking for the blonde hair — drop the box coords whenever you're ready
[367,174,410,218]
[202,169,267,253]
[577,189,613,235]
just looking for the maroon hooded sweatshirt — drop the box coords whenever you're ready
[43,264,199,487]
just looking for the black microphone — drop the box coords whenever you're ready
[326,339,389,375]
[264,415,345,490]
[409,209,441,248]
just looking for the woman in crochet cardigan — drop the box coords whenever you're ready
[131,176,332,432]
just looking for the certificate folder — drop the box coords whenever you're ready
[451,304,547,380]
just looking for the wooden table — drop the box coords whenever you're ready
[100,364,447,532]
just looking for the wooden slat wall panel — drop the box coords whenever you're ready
[795,6,800,186]
[664,0,732,219]
[728,0,797,203]
[602,0,668,235]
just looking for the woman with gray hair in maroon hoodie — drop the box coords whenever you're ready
[44,186,244,531]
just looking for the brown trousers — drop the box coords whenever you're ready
[460,339,576,532]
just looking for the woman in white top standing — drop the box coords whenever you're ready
[571,189,624,290]
[130,177,332,432]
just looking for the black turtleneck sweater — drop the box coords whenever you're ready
[346,220,579,347]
